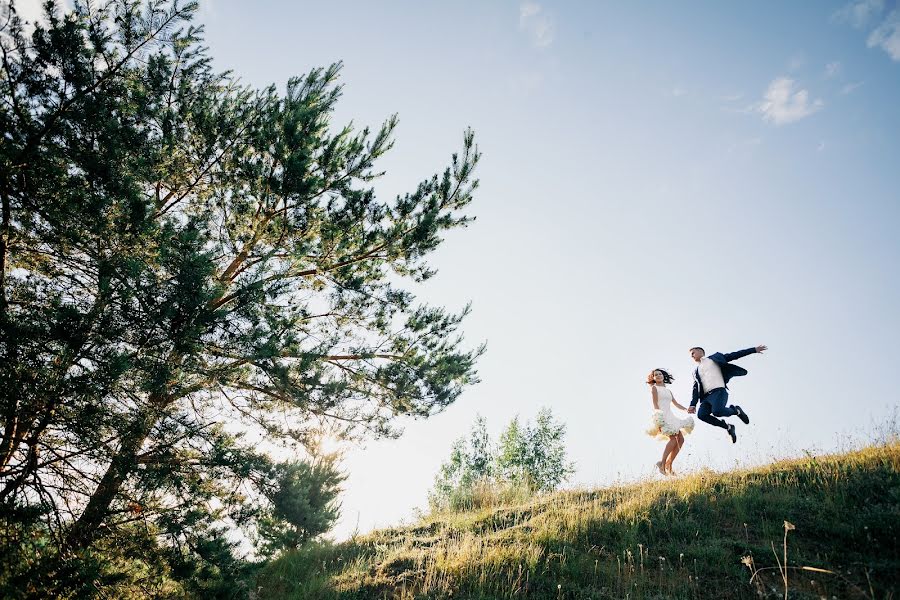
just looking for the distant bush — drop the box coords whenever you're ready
[428,409,574,512]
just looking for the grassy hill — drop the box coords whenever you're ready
[257,442,900,599]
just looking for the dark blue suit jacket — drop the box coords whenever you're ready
[690,348,757,407]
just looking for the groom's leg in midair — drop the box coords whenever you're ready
[708,388,738,418]
[696,401,728,429]
[699,392,738,443]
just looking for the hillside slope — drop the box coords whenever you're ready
[258,442,900,599]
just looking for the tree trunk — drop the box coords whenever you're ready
[0,182,13,471]
[0,416,19,474]
[0,179,10,313]
[64,412,155,550]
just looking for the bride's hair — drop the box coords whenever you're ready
[647,369,674,385]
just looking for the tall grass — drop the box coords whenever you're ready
[430,478,536,514]
[257,441,900,599]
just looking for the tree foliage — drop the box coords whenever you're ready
[256,452,345,557]
[496,408,574,493]
[429,409,574,512]
[429,415,492,508]
[0,0,482,595]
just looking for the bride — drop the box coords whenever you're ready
[646,369,694,475]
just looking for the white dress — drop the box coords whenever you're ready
[646,385,695,440]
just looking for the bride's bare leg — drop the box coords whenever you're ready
[660,436,676,470]
[666,433,685,473]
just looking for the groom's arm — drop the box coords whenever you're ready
[690,378,700,408]
[722,345,766,362]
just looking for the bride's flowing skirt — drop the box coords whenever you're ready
[646,409,694,440]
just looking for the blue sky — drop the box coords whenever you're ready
[18,0,900,540]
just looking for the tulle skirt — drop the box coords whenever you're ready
[646,409,694,440]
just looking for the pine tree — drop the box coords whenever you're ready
[0,0,482,594]
[256,451,346,557]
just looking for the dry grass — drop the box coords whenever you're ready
[257,442,900,599]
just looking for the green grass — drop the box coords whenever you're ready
[257,442,900,599]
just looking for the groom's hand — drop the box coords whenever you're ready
[687,406,696,414]
[756,345,767,353]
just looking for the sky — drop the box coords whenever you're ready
[15,0,900,541]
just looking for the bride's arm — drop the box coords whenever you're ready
[671,395,688,412]
[651,385,659,410]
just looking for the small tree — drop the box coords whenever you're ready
[496,408,574,493]
[429,409,574,511]
[256,452,345,557]
[496,416,528,485]
[428,415,492,509]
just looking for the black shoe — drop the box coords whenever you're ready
[734,405,750,425]
[727,423,737,443]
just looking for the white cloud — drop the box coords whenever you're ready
[834,1,900,61]
[758,77,824,125]
[840,81,864,94]
[867,9,900,60]
[832,0,885,28]
[719,92,744,102]
[670,86,687,98]
[519,2,554,48]
[825,61,842,78]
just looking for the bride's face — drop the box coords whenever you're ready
[653,371,664,384]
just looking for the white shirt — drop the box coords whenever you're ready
[697,356,725,393]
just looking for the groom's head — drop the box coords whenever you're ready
[690,347,705,362]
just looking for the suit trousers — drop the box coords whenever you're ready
[696,388,737,429]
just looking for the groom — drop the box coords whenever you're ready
[687,345,767,443]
